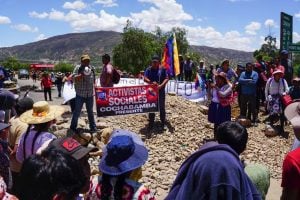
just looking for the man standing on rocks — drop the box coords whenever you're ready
[70,54,97,134]
[100,54,114,87]
[238,62,258,126]
[183,55,195,82]
[144,55,169,130]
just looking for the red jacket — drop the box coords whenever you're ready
[41,77,52,88]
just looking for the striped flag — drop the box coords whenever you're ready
[161,33,180,77]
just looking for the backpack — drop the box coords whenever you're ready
[112,68,120,84]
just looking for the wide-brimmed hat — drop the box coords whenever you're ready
[20,101,64,124]
[284,102,300,131]
[81,54,90,61]
[99,129,148,176]
[48,137,97,160]
[272,70,283,76]
[56,72,63,76]
[215,72,229,83]
[0,88,19,105]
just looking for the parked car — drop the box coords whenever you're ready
[18,69,29,79]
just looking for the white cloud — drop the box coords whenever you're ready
[264,19,276,28]
[11,24,39,32]
[186,26,254,51]
[294,32,300,43]
[131,0,192,31]
[49,9,65,20]
[0,16,11,24]
[63,1,87,10]
[295,11,300,18]
[32,0,257,51]
[29,11,49,19]
[245,21,261,35]
[94,0,118,7]
[35,34,47,41]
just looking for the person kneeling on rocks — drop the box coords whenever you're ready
[87,129,155,199]
[166,121,261,200]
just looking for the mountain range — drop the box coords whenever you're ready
[0,30,253,66]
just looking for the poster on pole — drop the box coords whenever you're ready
[280,12,293,50]
[95,84,159,117]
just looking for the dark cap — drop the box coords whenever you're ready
[281,50,289,55]
[0,122,10,132]
[48,137,97,160]
[152,55,160,61]
[17,97,34,111]
[237,63,245,70]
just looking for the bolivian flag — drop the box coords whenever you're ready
[161,33,180,77]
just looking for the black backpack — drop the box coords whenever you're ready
[112,68,120,84]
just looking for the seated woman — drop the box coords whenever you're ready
[87,129,155,200]
[16,101,64,163]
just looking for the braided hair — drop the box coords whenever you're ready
[100,172,129,200]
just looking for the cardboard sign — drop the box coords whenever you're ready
[95,84,159,117]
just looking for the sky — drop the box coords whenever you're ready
[0,0,300,52]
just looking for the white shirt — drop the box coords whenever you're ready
[265,78,289,98]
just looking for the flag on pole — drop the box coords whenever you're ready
[161,33,180,77]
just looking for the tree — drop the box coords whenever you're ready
[253,34,278,61]
[113,21,190,75]
[113,20,159,74]
[1,57,22,70]
[55,62,74,73]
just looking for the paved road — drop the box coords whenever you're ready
[17,77,67,107]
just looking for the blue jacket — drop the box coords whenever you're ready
[239,71,258,95]
[165,142,261,200]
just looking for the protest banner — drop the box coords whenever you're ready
[95,84,159,117]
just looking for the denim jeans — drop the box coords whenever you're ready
[70,95,96,131]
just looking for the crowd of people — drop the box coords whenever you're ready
[0,50,300,199]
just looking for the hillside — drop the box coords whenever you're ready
[190,45,254,65]
[0,30,253,66]
[0,31,122,65]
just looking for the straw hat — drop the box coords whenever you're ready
[20,101,64,124]
[81,54,90,61]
